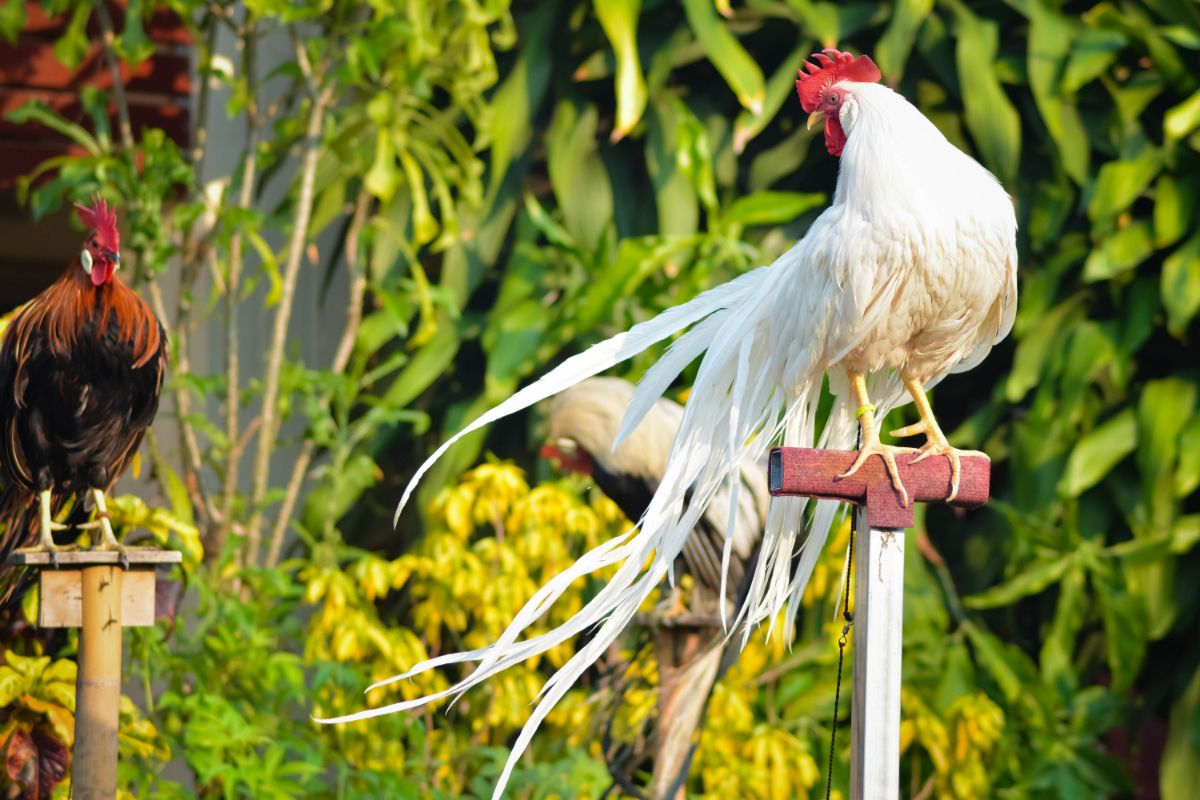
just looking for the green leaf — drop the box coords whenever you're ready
[1161,231,1200,336]
[1082,220,1154,282]
[54,3,91,70]
[646,96,699,235]
[681,0,765,115]
[1059,409,1137,497]
[1090,561,1146,692]
[1154,174,1199,248]
[1137,377,1197,528]
[964,625,1033,703]
[1088,146,1161,223]
[364,130,400,202]
[1162,667,1200,800]
[964,551,1076,609]
[5,101,102,156]
[723,191,825,227]
[116,0,156,67]
[874,0,932,82]
[486,4,554,202]
[1176,419,1200,500]
[1006,295,1085,402]
[0,0,26,42]
[546,98,613,249]
[733,43,808,154]
[951,6,1021,185]
[594,0,647,142]
[1025,0,1089,183]
[1164,89,1200,141]
[1061,28,1125,91]
[1040,565,1086,687]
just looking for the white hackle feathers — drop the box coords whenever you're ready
[319,71,1017,800]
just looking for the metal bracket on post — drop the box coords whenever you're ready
[768,447,990,799]
[5,549,182,800]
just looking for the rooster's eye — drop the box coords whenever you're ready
[827,92,840,104]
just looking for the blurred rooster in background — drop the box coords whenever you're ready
[542,377,768,798]
[0,196,166,594]
[325,48,1018,798]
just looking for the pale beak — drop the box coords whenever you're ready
[807,111,824,131]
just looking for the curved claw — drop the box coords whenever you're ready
[839,442,918,507]
[910,443,986,502]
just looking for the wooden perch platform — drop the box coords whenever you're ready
[767,447,990,528]
[6,548,182,566]
[4,547,181,799]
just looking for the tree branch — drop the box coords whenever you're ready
[145,279,216,524]
[209,17,261,563]
[93,2,134,151]
[265,189,372,568]
[244,46,333,565]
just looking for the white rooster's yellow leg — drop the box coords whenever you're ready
[891,376,985,502]
[840,373,917,506]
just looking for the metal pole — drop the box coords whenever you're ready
[848,513,904,800]
[73,564,123,800]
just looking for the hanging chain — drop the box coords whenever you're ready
[826,425,862,800]
[825,506,856,800]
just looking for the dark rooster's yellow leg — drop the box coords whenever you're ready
[839,372,917,506]
[14,490,70,566]
[890,377,985,502]
[78,488,129,568]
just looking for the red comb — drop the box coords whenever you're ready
[795,49,882,113]
[74,194,119,244]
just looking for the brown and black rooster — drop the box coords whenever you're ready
[0,196,166,586]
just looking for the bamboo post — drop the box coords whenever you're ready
[5,550,181,799]
[768,447,990,799]
[75,563,122,799]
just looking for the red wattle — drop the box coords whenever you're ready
[824,117,847,157]
[90,262,112,286]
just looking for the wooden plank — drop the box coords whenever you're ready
[38,569,158,627]
[8,548,181,566]
[848,515,905,800]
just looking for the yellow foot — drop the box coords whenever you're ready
[840,441,918,507]
[78,494,129,569]
[899,435,986,503]
[653,586,690,623]
[14,536,68,567]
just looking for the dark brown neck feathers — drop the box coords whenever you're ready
[7,260,161,369]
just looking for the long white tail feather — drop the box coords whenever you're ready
[333,242,913,799]
[392,266,768,526]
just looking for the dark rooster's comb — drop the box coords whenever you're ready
[795,49,881,113]
[74,195,119,246]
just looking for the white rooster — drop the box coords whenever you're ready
[321,48,1017,796]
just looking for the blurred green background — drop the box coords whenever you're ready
[0,0,1197,797]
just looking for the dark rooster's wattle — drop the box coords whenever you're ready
[0,196,166,586]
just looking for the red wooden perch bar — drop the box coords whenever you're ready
[768,447,990,529]
[767,446,991,799]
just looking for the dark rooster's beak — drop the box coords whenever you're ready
[105,251,120,266]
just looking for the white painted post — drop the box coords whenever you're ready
[848,511,905,800]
